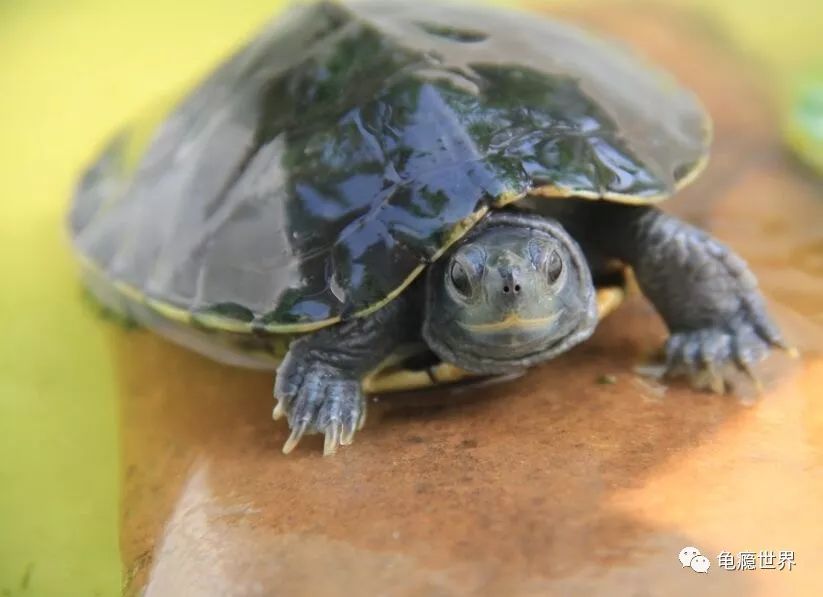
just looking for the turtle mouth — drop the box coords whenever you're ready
[457,311,560,333]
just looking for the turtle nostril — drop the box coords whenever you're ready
[514,284,521,293]
[503,285,510,294]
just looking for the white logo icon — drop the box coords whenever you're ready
[679,546,711,573]
[690,555,711,573]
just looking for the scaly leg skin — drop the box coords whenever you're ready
[273,291,417,455]
[596,205,792,393]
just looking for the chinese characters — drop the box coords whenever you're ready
[716,550,795,571]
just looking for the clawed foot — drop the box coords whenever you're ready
[664,310,795,393]
[273,357,365,456]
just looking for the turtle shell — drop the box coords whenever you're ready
[69,0,710,334]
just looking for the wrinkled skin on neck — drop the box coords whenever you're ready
[423,212,598,374]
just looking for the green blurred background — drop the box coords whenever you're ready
[0,1,820,595]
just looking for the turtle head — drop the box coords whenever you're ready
[422,212,598,374]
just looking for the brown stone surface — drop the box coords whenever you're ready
[114,4,823,596]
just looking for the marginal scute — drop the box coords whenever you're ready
[195,302,256,324]
[414,22,489,44]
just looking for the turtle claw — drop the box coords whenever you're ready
[697,363,726,395]
[340,424,356,446]
[282,420,309,454]
[274,357,365,455]
[323,423,342,456]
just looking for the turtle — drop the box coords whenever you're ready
[69,0,788,456]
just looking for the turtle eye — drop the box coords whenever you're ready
[449,261,474,299]
[529,239,563,285]
[546,250,563,284]
[448,247,484,301]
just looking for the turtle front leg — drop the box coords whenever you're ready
[596,205,788,392]
[273,292,417,455]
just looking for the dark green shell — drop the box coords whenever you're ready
[69,0,710,334]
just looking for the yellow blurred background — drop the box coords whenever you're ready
[0,1,820,595]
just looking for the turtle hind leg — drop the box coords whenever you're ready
[595,204,790,392]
